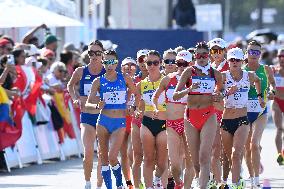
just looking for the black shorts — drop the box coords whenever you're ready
[142,116,166,137]
[221,116,250,136]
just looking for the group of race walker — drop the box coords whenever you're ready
[67,38,284,189]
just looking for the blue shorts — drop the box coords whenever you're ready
[247,107,268,124]
[98,114,126,133]
[80,112,99,127]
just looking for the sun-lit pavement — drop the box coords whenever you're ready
[0,123,283,189]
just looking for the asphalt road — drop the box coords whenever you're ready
[0,123,283,189]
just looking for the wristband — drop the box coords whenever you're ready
[257,93,263,98]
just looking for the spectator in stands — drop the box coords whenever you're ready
[46,62,66,91]
[0,39,13,56]
[22,24,48,48]
[25,44,40,58]
[12,49,26,66]
[43,34,59,53]
[173,0,196,29]
[60,51,74,76]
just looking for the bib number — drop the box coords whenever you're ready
[192,77,215,94]
[226,88,248,108]
[84,84,92,96]
[275,76,284,89]
[103,91,126,104]
[247,98,263,112]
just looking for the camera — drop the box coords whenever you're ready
[7,55,15,65]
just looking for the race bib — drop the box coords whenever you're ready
[84,84,99,96]
[226,88,248,108]
[143,90,165,106]
[191,76,215,94]
[103,91,126,104]
[247,98,263,112]
[84,84,92,96]
[275,76,284,89]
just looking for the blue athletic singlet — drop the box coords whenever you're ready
[99,73,127,109]
[79,66,105,96]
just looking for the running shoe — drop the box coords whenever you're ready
[153,179,163,189]
[207,179,218,189]
[218,183,229,189]
[84,183,91,189]
[167,177,175,189]
[191,178,200,189]
[247,177,254,188]
[253,177,261,188]
[227,184,238,189]
[139,183,145,189]
[277,153,284,165]
[174,181,183,189]
[237,179,246,189]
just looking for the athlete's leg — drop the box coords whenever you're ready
[245,127,254,178]
[199,115,217,189]
[120,133,132,185]
[183,134,195,188]
[211,127,222,183]
[272,101,284,154]
[155,130,168,187]
[131,124,143,188]
[140,125,156,188]
[167,127,183,184]
[231,124,250,184]
[81,124,96,182]
[251,114,267,178]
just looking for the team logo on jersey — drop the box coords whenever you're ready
[85,75,91,80]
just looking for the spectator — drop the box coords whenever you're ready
[22,24,48,48]
[173,0,196,29]
[46,61,66,91]
[60,51,74,76]
[80,50,90,65]
[25,44,40,58]
[43,34,59,52]
[0,39,13,56]
[12,49,26,66]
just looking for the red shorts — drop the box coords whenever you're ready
[275,97,284,113]
[131,117,142,128]
[215,109,223,125]
[186,106,216,131]
[166,118,184,136]
[126,115,132,134]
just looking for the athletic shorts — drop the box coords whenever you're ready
[80,112,99,128]
[142,116,166,137]
[98,114,126,133]
[221,116,250,135]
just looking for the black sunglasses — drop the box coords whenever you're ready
[229,58,242,62]
[164,59,176,65]
[88,50,103,57]
[176,61,188,67]
[146,61,160,66]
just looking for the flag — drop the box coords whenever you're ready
[0,86,22,150]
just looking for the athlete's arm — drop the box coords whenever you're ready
[265,65,276,92]
[214,70,224,92]
[67,67,83,103]
[153,76,169,111]
[85,78,102,109]
[134,82,144,118]
[173,67,192,101]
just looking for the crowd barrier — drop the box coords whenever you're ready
[3,95,84,172]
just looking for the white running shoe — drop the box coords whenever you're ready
[84,182,91,189]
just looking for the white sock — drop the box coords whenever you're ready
[85,181,91,185]
[154,176,161,182]
[254,176,260,184]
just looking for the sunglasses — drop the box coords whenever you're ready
[229,58,242,62]
[103,59,118,65]
[278,55,284,59]
[164,59,176,65]
[88,50,103,57]
[138,56,145,63]
[146,61,160,66]
[176,61,188,67]
[195,53,209,59]
[247,49,261,56]
[58,69,66,73]
[210,49,224,55]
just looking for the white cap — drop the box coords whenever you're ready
[227,47,244,60]
[277,34,284,42]
[121,57,136,66]
[176,50,192,62]
[209,38,227,49]
[25,56,42,69]
[25,44,40,57]
[137,49,149,58]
